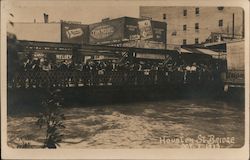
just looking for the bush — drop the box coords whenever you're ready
[36,89,65,148]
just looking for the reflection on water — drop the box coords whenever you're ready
[8,98,244,148]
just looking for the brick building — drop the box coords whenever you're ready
[140,7,244,49]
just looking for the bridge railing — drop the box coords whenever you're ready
[9,69,188,88]
[8,69,217,89]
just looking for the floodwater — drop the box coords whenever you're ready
[7,97,244,149]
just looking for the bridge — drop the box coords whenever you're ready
[8,40,221,90]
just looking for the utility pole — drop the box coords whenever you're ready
[232,13,235,39]
[242,10,244,38]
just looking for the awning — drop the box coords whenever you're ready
[181,47,226,59]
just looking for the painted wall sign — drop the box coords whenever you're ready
[66,28,83,39]
[136,53,166,60]
[61,22,89,44]
[56,54,72,60]
[90,25,115,40]
[138,20,153,40]
[89,17,166,48]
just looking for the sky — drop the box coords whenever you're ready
[4,0,140,24]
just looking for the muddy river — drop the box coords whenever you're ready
[7,97,244,149]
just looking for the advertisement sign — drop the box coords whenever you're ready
[151,21,166,43]
[89,18,124,44]
[124,17,140,41]
[53,54,73,64]
[33,52,45,59]
[61,22,89,44]
[124,17,166,44]
[138,20,153,40]
[66,28,83,39]
[122,40,165,49]
[56,54,72,60]
[89,17,166,48]
[90,25,115,40]
[136,53,166,60]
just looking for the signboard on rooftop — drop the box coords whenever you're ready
[138,20,153,40]
[61,22,89,44]
[89,17,166,47]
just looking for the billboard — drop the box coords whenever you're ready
[89,17,167,47]
[124,17,166,43]
[61,22,89,44]
[89,18,124,44]
[138,20,153,40]
[151,21,167,43]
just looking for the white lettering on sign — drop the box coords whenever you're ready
[56,54,72,60]
[66,28,83,39]
[129,35,140,40]
[91,25,115,39]
[136,53,165,60]
[33,52,45,58]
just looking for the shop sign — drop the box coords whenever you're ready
[33,52,45,59]
[136,53,165,60]
[56,54,72,60]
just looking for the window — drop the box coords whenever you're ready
[183,39,187,45]
[217,7,224,11]
[183,9,187,16]
[195,23,199,30]
[172,31,177,36]
[183,24,187,31]
[195,38,199,44]
[219,19,223,27]
[195,8,199,15]
[163,13,166,20]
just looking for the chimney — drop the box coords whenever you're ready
[102,17,110,22]
[44,13,49,23]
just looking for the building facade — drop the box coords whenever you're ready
[7,21,89,44]
[140,7,244,49]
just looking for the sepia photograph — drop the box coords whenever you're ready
[1,0,249,159]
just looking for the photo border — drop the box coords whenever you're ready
[1,0,249,159]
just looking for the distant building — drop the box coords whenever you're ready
[140,7,244,49]
[7,21,89,44]
[8,17,167,49]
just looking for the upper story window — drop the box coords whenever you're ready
[195,8,200,15]
[183,39,187,45]
[217,7,224,11]
[195,23,199,30]
[163,13,166,20]
[195,38,199,44]
[183,9,187,16]
[183,24,187,31]
[219,19,223,27]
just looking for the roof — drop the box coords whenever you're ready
[180,47,226,59]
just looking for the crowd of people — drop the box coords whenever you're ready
[9,56,223,88]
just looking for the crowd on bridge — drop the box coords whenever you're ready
[8,55,223,88]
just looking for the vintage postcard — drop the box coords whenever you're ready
[1,0,249,159]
